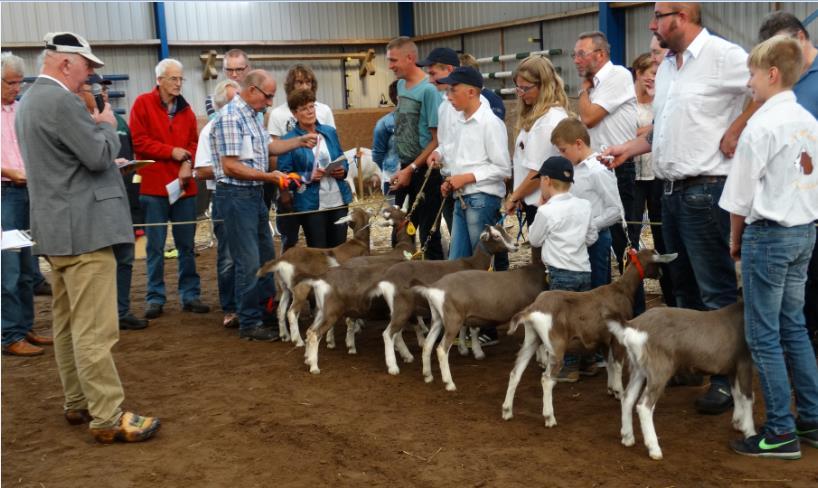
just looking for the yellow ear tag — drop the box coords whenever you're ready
[406,222,416,235]
[403,251,413,260]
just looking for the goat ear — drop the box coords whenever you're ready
[334,215,353,225]
[652,253,678,264]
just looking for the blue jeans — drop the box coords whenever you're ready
[549,267,591,292]
[212,190,236,314]
[139,195,201,305]
[449,193,503,264]
[215,184,275,330]
[742,222,818,434]
[112,243,134,318]
[662,180,737,389]
[588,227,612,289]
[1,187,35,346]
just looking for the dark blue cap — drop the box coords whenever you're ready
[416,47,460,67]
[531,156,574,183]
[437,66,483,89]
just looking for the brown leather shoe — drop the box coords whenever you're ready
[64,409,93,425]
[2,339,44,356]
[26,331,53,346]
[90,411,161,444]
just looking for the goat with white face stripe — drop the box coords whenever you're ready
[501,248,676,428]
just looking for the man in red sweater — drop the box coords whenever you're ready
[130,58,209,319]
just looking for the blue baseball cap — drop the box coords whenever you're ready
[437,66,483,89]
[416,47,460,67]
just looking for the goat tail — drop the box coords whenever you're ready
[372,281,395,313]
[412,285,445,321]
[257,257,285,277]
[507,311,528,336]
[607,320,648,366]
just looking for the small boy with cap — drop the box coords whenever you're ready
[427,67,511,264]
[528,156,598,293]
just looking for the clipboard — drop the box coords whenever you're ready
[118,159,155,171]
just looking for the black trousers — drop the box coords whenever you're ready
[302,206,348,248]
[610,162,636,274]
[392,167,444,260]
[631,179,676,307]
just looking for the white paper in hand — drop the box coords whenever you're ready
[1,229,35,251]
[166,179,185,205]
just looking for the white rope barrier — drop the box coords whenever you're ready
[475,49,562,64]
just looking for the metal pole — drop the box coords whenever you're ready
[152,2,169,61]
[474,49,562,64]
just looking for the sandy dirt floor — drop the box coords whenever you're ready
[3,205,818,487]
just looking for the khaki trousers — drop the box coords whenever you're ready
[49,247,124,429]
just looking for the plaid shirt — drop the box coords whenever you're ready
[210,96,270,186]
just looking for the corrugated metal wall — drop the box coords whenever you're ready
[0,2,154,42]
[164,1,398,41]
[413,2,595,36]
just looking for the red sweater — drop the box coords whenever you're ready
[130,87,198,197]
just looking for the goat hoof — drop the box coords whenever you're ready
[295,341,305,348]
[402,355,414,364]
[649,450,663,461]
[445,383,457,392]
[544,417,557,428]
[608,388,623,400]
[347,348,357,355]
[326,343,336,350]
[388,367,400,375]
[621,436,635,447]
[310,366,321,375]
[474,352,486,360]
[424,375,433,384]
[458,347,469,357]
[501,408,513,421]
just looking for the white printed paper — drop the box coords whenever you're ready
[166,179,185,205]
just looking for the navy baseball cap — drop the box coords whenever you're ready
[437,66,483,89]
[416,47,460,67]
[531,156,574,183]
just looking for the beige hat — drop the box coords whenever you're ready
[44,32,104,68]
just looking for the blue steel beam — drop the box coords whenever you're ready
[152,1,169,60]
[398,2,415,38]
[598,2,626,66]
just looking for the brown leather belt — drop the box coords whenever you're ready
[1,181,26,188]
[663,175,726,195]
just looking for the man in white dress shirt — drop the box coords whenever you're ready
[574,30,639,286]
[601,2,761,415]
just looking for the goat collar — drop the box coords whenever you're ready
[627,248,645,281]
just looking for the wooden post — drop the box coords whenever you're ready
[356,147,364,198]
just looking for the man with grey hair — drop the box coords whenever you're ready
[15,32,160,442]
[1,51,53,356]
[130,57,209,320]
[205,48,250,117]
[195,79,241,328]
[210,69,318,341]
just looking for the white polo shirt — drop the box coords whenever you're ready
[512,107,569,206]
[587,61,638,151]
[653,28,750,181]
[571,153,623,230]
[436,102,510,198]
[719,91,818,227]
[194,118,217,190]
[267,101,335,137]
[528,192,597,273]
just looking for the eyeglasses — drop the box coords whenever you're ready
[570,49,602,59]
[1,78,23,87]
[252,84,275,100]
[515,84,537,94]
[161,76,185,84]
[653,11,680,20]
[224,66,247,75]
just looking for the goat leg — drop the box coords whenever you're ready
[620,368,645,447]
[502,323,540,421]
[277,282,291,342]
[457,328,469,356]
[414,316,428,347]
[436,328,458,391]
[636,384,664,460]
[422,315,443,384]
[606,345,625,399]
[394,329,414,363]
[470,327,486,360]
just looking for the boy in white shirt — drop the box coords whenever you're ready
[528,156,598,382]
[550,117,623,288]
[428,67,511,262]
[720,35,818,460]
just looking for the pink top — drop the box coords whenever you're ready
[1,101,25,181]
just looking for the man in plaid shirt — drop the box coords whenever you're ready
[210,69,317,341]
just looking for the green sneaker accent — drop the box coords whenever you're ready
[795,427,817,435]
[759,437,797,450]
